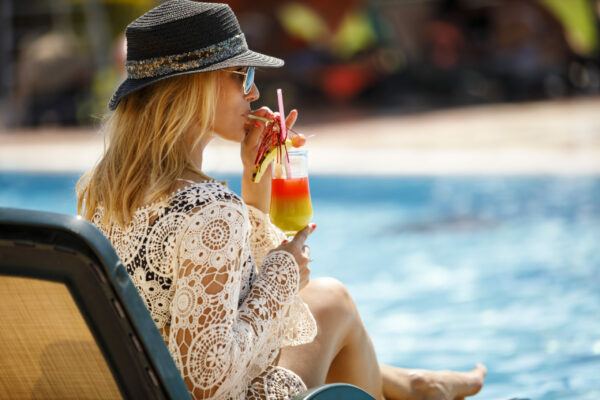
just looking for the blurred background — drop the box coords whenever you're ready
[1,1,600,399]
[1,0,600,126]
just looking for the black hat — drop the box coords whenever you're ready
[108,0,283,110]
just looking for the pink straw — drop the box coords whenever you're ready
[276,88,292,178]
[277,88,287,141]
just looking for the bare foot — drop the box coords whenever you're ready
[381,364,487,400]
[408,364,487,400]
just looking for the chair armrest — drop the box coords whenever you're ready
[292,383,375,400]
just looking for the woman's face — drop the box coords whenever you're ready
[213,67,260,142]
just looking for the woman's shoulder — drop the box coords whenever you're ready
[164,181,250,236]
[167,180,246,216]
[91,180,247,234]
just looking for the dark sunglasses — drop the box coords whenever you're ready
[225,66,255,95]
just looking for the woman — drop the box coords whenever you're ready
[78,1,486,399]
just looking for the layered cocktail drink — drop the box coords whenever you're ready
[270,150,313,235]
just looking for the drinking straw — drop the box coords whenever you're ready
[276,88,292,178]
[277,89,287,141]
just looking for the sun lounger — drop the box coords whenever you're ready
[0,207,374,400]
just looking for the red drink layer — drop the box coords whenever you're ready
[270,177,313,233]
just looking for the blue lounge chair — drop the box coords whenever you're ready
[0,207,374,400]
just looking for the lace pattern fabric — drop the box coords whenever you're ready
[247,205,318,346]
[92,182,317,399]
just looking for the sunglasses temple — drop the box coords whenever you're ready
[244,67,254,94]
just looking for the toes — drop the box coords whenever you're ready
[408,366,487,400]
[473,363,487,378]
[453,365,486,398]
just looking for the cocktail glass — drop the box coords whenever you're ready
[270,150,313,236]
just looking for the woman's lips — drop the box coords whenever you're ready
[243,116,252,136]
[242,110,255,135]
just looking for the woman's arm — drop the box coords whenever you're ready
[169,199,301,399]
[246,204,286,267]
[241,165,271,213]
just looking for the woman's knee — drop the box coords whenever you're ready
[301,277,357,324]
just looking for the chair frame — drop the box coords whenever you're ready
[0,207,190,399]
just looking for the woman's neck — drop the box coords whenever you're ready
[185,129,215,176]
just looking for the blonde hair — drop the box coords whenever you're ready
[77,71,219,227]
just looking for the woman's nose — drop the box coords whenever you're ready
[245,83,260,102]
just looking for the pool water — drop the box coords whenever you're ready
[1,172,599,400]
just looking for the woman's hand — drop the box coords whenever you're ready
[241,107,298,213]
[241,107,272,171]
[272,223,316,291]
[241,107,298,171]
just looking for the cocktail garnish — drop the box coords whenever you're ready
[247,111,311,183]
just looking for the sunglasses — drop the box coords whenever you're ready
[225,66,255,95]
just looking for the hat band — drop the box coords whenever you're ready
[126,34,247,79]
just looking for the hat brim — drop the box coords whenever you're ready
[108,49,283,110]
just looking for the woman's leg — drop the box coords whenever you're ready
[277,277,486,400]
[380,364,487,400]
[277,277,385,399]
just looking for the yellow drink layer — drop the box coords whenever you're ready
[270,177,313,234]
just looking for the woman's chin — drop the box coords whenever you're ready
[234,130,246,143]
[214,129,245,143]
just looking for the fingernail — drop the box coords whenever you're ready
[310,223,317,230]
[282,239,288,244]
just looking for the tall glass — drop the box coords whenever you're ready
[270,150,313,236]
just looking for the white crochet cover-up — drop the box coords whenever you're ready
[91,181,317,399]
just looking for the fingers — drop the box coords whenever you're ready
[244,109,275,153]
[251,107,296,126]
[301,245,310,257]
[250,107,296,130]
[246,108,297,147]
[291,223,316,246]
[275,223,315,291]
[251,106,274,118]
[285,109,298,131]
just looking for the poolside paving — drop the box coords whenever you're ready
[1,98,599,175]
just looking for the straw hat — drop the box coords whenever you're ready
[108,0,284,110]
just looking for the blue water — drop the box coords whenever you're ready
[2,171,599,400]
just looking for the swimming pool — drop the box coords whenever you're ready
[1,171,599,400]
